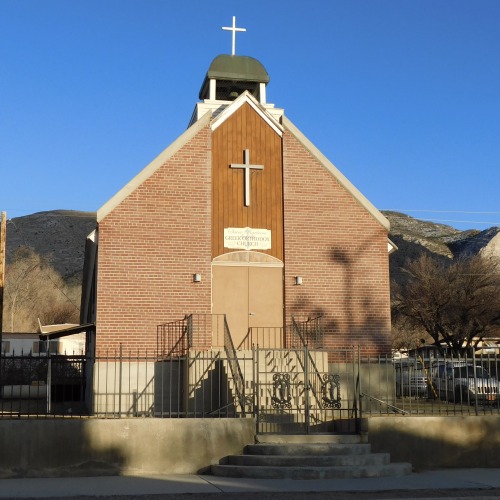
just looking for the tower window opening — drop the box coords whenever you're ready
[216,81,260,101]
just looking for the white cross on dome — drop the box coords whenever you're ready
[222,16,246,56]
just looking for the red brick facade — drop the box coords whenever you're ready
[95,123,212,355]
[282,128,392,356]
[94,97,392,357]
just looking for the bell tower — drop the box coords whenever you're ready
[198,54,269,104]
[189,17,283,127]
[190,17,286,347]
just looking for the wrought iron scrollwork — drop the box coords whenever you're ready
[322,373,341,409]
[271,373,292,409]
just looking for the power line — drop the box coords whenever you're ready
[384,209,500,215]
[3,207,500,235]
[5,208,500,227]
[382,211,500,227]
[393,218,500,226]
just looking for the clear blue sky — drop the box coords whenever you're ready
[1,0,499,230]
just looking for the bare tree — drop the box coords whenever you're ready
[392,253,500,355]
[4,247,42,331]
[3,246,80,332]
[391,316,429,353]
[41,301,79,326]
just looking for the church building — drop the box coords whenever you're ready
[82,19,393,360]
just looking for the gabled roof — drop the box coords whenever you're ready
[97,112,212,222]
[97,92,388,232]
[282,116,390,231]
[210,91,283,137]
[210,92,387,230]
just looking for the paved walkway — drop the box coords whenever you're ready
[0,469,500,499]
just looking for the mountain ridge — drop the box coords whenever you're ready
[5,210,500,287]
[5,210,97,284]
[382,211,500,284]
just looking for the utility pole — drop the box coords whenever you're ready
[0,211,5,356]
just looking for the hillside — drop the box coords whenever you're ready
[383,211,500,284]
[5,210,97,285]
[5,210,500,288]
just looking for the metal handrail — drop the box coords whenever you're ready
[156,315,191,358]
[290,315,323,349]
[222,316,248,416]
[360,392,408,415]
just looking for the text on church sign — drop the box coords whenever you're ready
[224,227,272,250]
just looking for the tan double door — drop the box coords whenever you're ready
[212,264,284,349]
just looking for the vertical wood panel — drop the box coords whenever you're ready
[235,111,243,226]
[212,103,284,260]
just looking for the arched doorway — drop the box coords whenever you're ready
[212,251,284,348]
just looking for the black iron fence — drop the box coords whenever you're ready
[1,346,500,421]
[236,315,324,350]
[156,314,227,358]
[361,351,500,417]
[0,354,86,417]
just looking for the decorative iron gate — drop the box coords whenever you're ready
[254,346,358,434]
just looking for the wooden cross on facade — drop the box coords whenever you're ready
[230,149,264,207]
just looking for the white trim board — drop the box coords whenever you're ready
[97,113,212,222]
[283,116,390,231]
[210,91,283,137]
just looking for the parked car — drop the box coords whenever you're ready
[430,361,500,404]
[395,366,429,398]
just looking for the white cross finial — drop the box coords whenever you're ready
[230,150,264,206]
[222,16,246,56]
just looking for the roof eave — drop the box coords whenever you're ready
[97,112,212,222]
[282,115,390,232]
[210,91,283,136]
[39,323,95,341]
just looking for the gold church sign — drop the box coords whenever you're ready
[224,227,272,250]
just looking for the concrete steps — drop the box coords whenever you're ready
[211,434,412,480]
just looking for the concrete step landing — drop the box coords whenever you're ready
[211,434,412,480]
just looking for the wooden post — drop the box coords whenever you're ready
[0,211,5,352]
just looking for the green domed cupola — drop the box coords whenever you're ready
[199,54,270,103]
